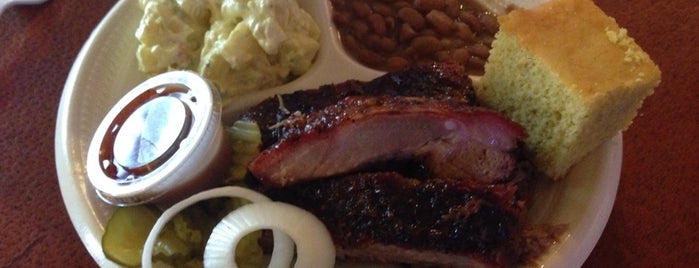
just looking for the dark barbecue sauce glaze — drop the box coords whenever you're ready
[243,63,559,267]
[252,171,528,265]
[242,63,476,148]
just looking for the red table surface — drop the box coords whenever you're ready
[1,0,696,267]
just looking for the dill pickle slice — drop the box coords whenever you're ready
[102,205,192,267]
[102,205,159,267]
[102,199,265,267]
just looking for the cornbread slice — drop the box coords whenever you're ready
[478,0,661,179]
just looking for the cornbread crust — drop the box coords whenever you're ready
[479,0,661,179]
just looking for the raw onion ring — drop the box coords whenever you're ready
[204,201,336,268]
[141,186,295,268]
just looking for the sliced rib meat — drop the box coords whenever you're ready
[241,63,557,267]
[248,96,526,187]
[241,62,476,147]
[257,172,528,267]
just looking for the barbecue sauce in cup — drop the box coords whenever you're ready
[87,71,231,206]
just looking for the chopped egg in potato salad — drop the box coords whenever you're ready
[136,0,320,98]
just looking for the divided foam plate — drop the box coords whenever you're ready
[55,1,620,267]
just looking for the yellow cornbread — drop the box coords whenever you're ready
[479,0,661,179]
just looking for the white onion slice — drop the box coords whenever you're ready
[204,201,336,268]
[141,186,295,268]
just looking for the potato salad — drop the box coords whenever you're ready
[136,0,320,98]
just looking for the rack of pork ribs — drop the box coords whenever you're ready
[241,63,553,267]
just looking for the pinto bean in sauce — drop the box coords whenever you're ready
[330,0,498,74]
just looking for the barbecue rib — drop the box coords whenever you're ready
[241,62,476,147]
[241,63,547,267]
[258,172,528,267]
[249,96,526,187]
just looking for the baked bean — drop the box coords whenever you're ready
[410,35,442,55]
[332,11,351,27]
[397,7,425,30]
[466,56,486,75]
[435,50,451,62]
[357,48,385,66]
[341,34,361,52]
[419,29,438,37]
[368,13,387,35]
[426,10,454,35]
[459,11,484,33]
[439,38,454,48]
[365,34,383,50]
[350,20,370,37]
[351,1,372,18]
[468,43,490,58]
[331,0,499,75]
[449,38,465,48]
[481,36,495,46]
[364,34,396,53]
[414,0,446,13]
[386,56,409,71]
[454,22,475,42]
[392,1,411,10]
[378,37,398,52]
[384,16,396,32]
[440,38,464,49]
[403,46,416,57]
[444,0,461,18]
[371,2,394,17]
[399,23,417,41]
[479,13,499,34]
[452,47,471,63]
